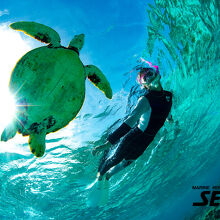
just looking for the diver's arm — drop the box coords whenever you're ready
[124,96,148,128]
[107,96,147,145]
[92,97,147,156]
[92,122,131,156]
[92,141,111,156]
[92,123,131,156]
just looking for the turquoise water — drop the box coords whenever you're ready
[0,0,220,219]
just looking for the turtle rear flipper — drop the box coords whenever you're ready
[10,21,61,47]
[28,130,46,158]
[85,65,112,99]
[1,121,18,142]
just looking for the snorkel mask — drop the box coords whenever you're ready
[137,68,157,85]
[136,59,161,88]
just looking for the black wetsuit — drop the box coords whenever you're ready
[98,89,172,176]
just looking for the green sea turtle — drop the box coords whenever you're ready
[1,21,112,157]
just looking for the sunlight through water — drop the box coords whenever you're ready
[0,90,16,128]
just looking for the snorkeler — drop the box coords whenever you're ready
[92,63,173,181]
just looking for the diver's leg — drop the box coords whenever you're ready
[97,149,109,173]
[97,127,145,181]
[97,129,136,180]
[97,152,124,180]
[106,159,133,180]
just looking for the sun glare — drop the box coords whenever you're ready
[0,90,16,127]
[0,23,33,130]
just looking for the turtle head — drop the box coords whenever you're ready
[68,34,85,52]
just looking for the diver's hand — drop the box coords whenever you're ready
[92,141,111,156]
[92,147,102,156]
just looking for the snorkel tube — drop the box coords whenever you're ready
[140,58,159,74]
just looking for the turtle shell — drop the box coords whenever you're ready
[9,46,85,135]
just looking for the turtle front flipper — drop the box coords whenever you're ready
[10,21,61,47]
[1,120,18,142]
[85,65,112,99]
[28,130,46,158]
